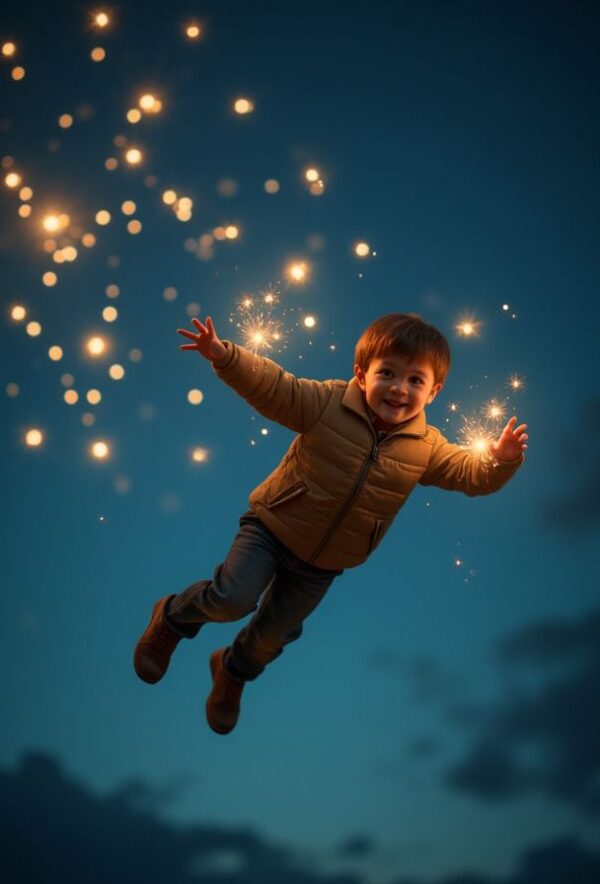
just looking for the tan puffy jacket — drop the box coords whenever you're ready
[212,341,524,570]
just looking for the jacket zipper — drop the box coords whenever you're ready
[307,430,381,564]
[306,424,425,565]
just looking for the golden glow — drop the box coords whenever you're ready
[64,389,79,405]
[186,23,202,39]
[139,93,156,110]
[86,389,102,405]
[82,233,96,247]
[355,242,371,257]
[12,67,26,81]
[303,315,316,328]
[91,47,106,62]
[102,306,118,322]
[53,250,66,264]
[485,400,506,421]
[5,172,22,188]
[225,225,239,239]
[187,389,204,405]
[63,246,78,262]
[127,219,142,234]
[11,305,26,321]
[48,346,63,361]
[234,97,254,115]
[86,336,106,356]
[286,261,308,283]
[18,205,31,218]
[305,168,320,182]
[113,134,126,147]
[264,179,280,194]
[458,415,496,459]
[95,210,111,225]
[509,374,525,391]
[105,157,118,170]
[447,402,459,413]
[121,200,136,215]
[178,196,193,210]
[239,312,284,353]
[191,446,209,463]
[26,321,42,336]
[163,286,177,301]
[59,114,73,128]
[162,189,177,204]
[105,284,119,298]
[213,226,226,240]
[2,42,16,57]
[125,147,143,165]
[42,272,57,287]
[25,428,43,447]
[108,364,125,380]
[455,316,480,337]
[95,12,110,27]
[90,440,110,459]
[309,180,325,195]
[19,186,32,200]
[127,108,142,123]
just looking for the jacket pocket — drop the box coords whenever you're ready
[264,480,308,509]
[368,519,389,554]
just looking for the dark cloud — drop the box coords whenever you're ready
[390,836,600,884]
[0,751,363,884]
[541,396,600,534]
[335,836,376,858]
[443,608,600,817]
[367,650,464,703]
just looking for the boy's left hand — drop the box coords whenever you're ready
[490,416,528,462]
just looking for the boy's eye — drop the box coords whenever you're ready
[410,377,424,385]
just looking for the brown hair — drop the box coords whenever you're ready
[354,313,451,385]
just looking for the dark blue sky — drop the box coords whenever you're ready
[2,2,599,882]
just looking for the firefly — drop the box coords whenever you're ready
[286,261,308,283]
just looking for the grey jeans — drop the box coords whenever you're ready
[166,509,343,681]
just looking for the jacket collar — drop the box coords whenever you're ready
[342,377,428,438]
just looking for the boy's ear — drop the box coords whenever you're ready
[354,363,366,390]
[427,383,443,404]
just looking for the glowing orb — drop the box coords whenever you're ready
[287,261,308,282]
[234,98,254,114]
[355,242,370,257]
[187,389,204,405]
[91,441,110,459]
[25,429,43,447]
[125,148,143,165]
[305,168,320,182]
[86,336,106,356]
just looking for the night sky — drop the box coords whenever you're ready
[2,1,600,882]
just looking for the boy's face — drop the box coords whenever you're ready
[354,353,442,429]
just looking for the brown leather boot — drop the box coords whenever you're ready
[134,595,191,684]
[206,648,246,734]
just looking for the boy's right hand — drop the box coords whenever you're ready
[177,316,227,362]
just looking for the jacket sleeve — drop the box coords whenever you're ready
[418,428,524,496]
[210,340,334,433]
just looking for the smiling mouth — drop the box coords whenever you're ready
[384,400,405,408]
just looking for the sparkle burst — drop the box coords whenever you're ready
[237,311,285,354]
[457,414,497,459]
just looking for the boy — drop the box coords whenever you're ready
[134,313,527,735]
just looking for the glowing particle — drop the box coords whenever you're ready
[11,67,25,80]
[121,200,136,215]
[127,219,142,234]
[509,374,525,391]
[11,305,26,321]
[485,400,506,420]
[105,158,118,170]
[2,42,16,57]
[42,272,57,287]
[447,402,459,412]
[109,364,125,380]
[213,226,226,240]
[96,210,111,225]
[286,261,308,283]
[64,389,79,405]
[6,382,19,397]
[354,242,371,257]
[305,168,320,182]
[86,389,102,405]
[102,306,118,322]
[260,428,269,436]
[186,24,202,39]
[86,336,106,356]
[5,172,21,188]
[90,440,110,459]
[502,303,510,311]
[63,246,78,262]
[18,204,31,218]
[455,559,463,567]
[95,12,110,27]
[48,346,63,361]
[191,447,209,463]
[162,189,177,205]
[81,233,96,248]
[61,374,74,387]
[53,250,66,264]
[127,109,142,123]
[455,316,480,337]
[309,180,325,195]
[139,93,156,111]
[234,98,254,115]
[91,47,106,62]
[303,315,316,328]
[264,179,280,194]
[225,225,239,239]
[163,286,177,301]
[25,428,43,447]
[58,114,73,129]
[187,389,204,405]
[26,321,42,336]
[19,186,32,200]
[217,178,238,197]
[178,196,193,210]
[129,348,143,362]
[125,148,143,165]
[105,284,119,298]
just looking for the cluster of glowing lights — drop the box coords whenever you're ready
[238,312,284,354]
[286,261,309,283]
[304,166,325,196]
[127,93,163,121]
[458,415,498,459]
[162,189,194,222]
